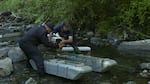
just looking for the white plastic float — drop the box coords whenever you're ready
[56,54,117,72]
[47,33,91,52]
[61,46,91,52]
[30,59,92,80]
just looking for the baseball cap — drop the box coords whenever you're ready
[45,22,54,30]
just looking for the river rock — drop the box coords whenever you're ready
[2,32,22,38]
[0,42,9,46]
[90,37,100,46]
[125,81,136,84]
[148,81,150,84]
[0,54,3,58]
[0,47,10,56]
[86,31,94,37]
[0,57,13,77]
[117,39,150,57]
[0,35,2,38]
[0,11,12,16]
[139,69,150,78]
[140,63,150,70]
[98,81,112,84]
[25,77,37,84]
[8,47,26,62]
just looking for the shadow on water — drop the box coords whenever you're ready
[1,45,150,84]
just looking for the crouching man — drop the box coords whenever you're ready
[53,22,80,53]
[19,22,60,76]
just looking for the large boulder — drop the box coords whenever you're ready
[117,39,150,57]
[8,47,26,62]
[0,57,13,77]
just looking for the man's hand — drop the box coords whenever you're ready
[58,42,65,49]
[58,35,73,49]
[60,39,66,44]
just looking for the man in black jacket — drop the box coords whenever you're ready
[19,22,59,76]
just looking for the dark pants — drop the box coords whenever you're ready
[19,40,44,75]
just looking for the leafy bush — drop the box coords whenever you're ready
[0,0,149,39]
[119,0,150,39]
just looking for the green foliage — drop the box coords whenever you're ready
[119,0,150,38]
[0,0,149,39]
[0,0,73,24]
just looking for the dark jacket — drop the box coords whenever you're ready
[19,25,58,48]
[53,24,73,39]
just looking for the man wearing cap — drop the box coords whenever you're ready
[19,22,59,76]
[53,22,80,53]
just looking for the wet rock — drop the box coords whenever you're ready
[98,81,112,84]
[148,81,150,84]
[90,37,100,46]
[86,31,94,37]
[139,69,150,78]
[0,47,10,56]
[8,47,26,62]
[25,24,35,29]
[0,11,12,16]
[25,77,37,84]
[125,81,136,84]
[0,53,7,60]
[7,26,21,32]
[2,32,22,38]
[0,57,13,77]
[82,38,88,41]
[117,39,150,57]
[0,54,3,58]
[0,34,2,38]
[140,63,150,70]
[110,39,121,47]
[0,42,9,46]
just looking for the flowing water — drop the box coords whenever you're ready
[0,45,150,84]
